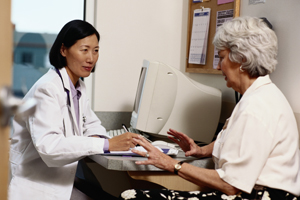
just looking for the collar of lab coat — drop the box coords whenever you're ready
[56,67,87,136]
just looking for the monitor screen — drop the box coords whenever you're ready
[133,66,147,114]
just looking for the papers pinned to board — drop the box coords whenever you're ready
[213,9,234,69]
[188,7,211,65]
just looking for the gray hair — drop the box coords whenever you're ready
[213,16,278,77]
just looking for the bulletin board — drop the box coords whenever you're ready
[186,0,240,74]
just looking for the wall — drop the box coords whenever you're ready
[86,0,235,128]
[88,0,300,130]
[239,0,300,144]
[93,1,189,112]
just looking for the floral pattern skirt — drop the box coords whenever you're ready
[119,187,298,200]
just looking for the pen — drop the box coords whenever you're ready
[122,124,129,132]
[122,124,153,143]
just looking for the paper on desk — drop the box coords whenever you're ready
[101,146,178,156]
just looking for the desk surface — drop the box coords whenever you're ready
[89,151,214,171]
[89,151,215,192]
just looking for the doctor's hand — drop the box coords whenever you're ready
[108,132,138,151]
[167,129,203,158]
[131,135,178,172]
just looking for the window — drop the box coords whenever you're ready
[21,52,33,65]
[11,0,85,97]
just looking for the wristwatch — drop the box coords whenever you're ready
[174,161,184,175]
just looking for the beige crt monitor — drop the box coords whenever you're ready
[130,60,222,143]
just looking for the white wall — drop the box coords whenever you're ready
[91,0,186,112]
[240,0,300,144]
[88,0,234,117]
[240,0,300,114]
[88,0,300,125]
[84,0,96,109]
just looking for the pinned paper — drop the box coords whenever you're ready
[188,8,211,65]
[218,0,234,5]
[213,9,234,69]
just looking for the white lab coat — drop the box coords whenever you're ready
[9,67,109,200]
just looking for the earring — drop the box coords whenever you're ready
[240,66,244,72]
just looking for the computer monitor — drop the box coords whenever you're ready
[130,60,222,144]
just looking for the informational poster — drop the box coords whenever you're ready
[213,9,234,69]
[188,8,211,65]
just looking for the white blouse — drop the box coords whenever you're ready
[212,75,300,196]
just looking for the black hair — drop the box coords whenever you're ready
[49,19,100,72]
[260,17,273,30]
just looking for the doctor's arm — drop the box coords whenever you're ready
[108,132,138,151]
[82,102,138,151]
[29,84,110,167]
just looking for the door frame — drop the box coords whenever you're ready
[0,0,12,199]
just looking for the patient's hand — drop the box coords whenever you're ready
[167,129,203,158]
[131,135,177,172]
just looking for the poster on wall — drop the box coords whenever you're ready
[188,8,211,65]
[213,9,234,69]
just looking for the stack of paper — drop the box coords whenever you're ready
[101,146,178,156]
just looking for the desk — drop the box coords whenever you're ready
[89,151,214,192]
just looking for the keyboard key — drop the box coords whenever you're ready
[106,126,149,138]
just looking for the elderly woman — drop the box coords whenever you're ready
[120,16,300,200]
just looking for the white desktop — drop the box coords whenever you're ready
[130,60,222,144]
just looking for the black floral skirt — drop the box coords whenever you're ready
[119,186,298,200]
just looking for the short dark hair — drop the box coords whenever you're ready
[49,20,100,71]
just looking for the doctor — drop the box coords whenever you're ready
[9,20,136,200]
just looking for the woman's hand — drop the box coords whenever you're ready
[131,135,178,172]
[167,129,204,158]
[108,132,138,151]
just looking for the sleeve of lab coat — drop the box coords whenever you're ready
[28,81,106,167]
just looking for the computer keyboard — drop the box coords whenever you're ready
[107,126,148,138]
[107,128,181,152]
